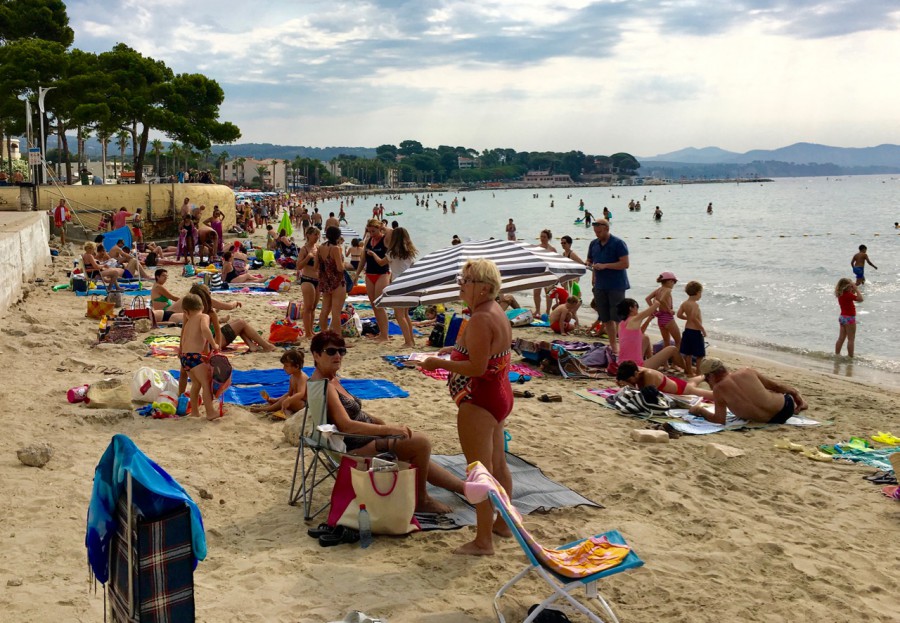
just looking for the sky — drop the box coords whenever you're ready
[66,0,900,157]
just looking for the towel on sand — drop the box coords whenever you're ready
[414,452,600,531]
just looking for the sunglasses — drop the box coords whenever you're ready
[324,347,347,356]
[456,276,483,285]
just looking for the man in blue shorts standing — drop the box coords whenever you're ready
[586,219,629,354]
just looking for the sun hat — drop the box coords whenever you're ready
[657,271,678,283]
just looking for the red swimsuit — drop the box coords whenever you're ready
[448,345,513,423]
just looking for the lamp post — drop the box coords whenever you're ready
[37,86,55,185]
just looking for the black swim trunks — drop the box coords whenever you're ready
[769,394,795,424]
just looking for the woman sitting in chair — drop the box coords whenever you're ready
[309,330,464,514]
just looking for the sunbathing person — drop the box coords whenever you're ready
[615,360,713,400]
[250,349,308,418]
[221,250,265,284]
[81,242,124,288]
[687,358,808,424]
[309,330,464,514]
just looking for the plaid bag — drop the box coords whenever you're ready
[109,496,195,623]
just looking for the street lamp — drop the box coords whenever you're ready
[37,86,55,184]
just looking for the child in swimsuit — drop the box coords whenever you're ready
[178,293,220,420]
[834,277,863,357]
[646,271,683,369]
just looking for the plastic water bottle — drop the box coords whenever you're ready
[358,504,373,549]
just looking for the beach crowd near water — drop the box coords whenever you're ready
[2,181,898,622]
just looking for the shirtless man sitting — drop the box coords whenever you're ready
[688,358,808,424]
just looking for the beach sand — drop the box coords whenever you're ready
[0,243,897,623]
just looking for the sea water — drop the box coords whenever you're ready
[336,175,900,381]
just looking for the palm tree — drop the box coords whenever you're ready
[215,150,229,183]
[235,157,246,184]
[151,139,164,178]
[256,164,268,189]
[270,159,278,189]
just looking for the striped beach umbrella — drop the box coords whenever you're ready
[340,226,360,240]
[374,239,586,308]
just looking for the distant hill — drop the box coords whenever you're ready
[643,142,900,168]
[71,137,376,162]
[642,146,740,164]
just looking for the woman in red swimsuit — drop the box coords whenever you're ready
[419,259,514,556]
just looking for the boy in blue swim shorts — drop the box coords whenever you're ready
[851,244,877,285]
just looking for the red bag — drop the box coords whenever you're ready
[267,275,290,292]
[268,319,301,344]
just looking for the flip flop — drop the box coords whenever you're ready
[512,389,534,399]
[538,393,563,403]
[863,471,898,485]
[844,436,874,452]
[871,432,900,445]
[307,523,337,539]
[774,438,804,452]
[319,526,361,547]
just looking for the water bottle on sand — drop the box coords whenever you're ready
[358,504,373,549]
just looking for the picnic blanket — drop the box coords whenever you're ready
[415,452,601,531]
[577,389,821,434]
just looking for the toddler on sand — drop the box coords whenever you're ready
[179,293,220,421]
[677,281,706,376]
[549,296,581,335]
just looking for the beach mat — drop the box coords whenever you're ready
[145,335,246,357]
[168,367,409,404]
[415,452,601,531]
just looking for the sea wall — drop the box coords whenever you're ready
[0,212,50,317]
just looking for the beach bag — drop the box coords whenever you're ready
[286,301,302,321]
[327,455,420,535]
[86,296,115,319]
[122,296,155,327]
[208,273,225,290]
[637,386,674,414]
[131,367,179,402]
[182,264,196,277]
[506,308,534,327]
[428,318,445,347]
[72,275,88,293]
[612,387,649,416]
[268,319,302,344]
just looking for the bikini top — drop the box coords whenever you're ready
[336,390,373,425]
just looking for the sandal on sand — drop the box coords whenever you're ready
[307,523,337,539]
[871,432,900,445]
[538,393,562,403]
[512,389,535,399]
[863,471,898,485]
[270,410,287,421]
[774,438,804,452]
[319,526,361,547]
[527,604,572,622]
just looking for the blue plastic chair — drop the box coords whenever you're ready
[488,491,644,623]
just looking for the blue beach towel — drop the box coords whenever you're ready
[170,367,409,404]
[86,434,206,584]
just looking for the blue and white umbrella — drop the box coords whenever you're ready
[374,239,586,308]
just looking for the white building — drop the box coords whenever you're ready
[221,158,288,189]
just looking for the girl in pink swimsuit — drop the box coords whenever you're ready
[645,271,684,369]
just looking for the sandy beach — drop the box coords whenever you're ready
[1,238,898,623]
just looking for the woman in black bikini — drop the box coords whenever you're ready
[353,219,392,342]
[296,226,320,339]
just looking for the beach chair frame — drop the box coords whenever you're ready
[488,491,643,623]
[289,379,340,519]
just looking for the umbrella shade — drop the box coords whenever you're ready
[374,239,586,308]
[278,210,293,237]
[340,226,360,240]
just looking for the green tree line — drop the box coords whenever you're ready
[0,0,240,183]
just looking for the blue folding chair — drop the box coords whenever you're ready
[489,490,644,623]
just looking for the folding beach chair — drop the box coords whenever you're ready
[288,379,401,520]
[289,379,339,519]
[465,463,643,623]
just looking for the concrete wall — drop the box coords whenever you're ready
[0,212,50,317]
[4,183,236,240]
